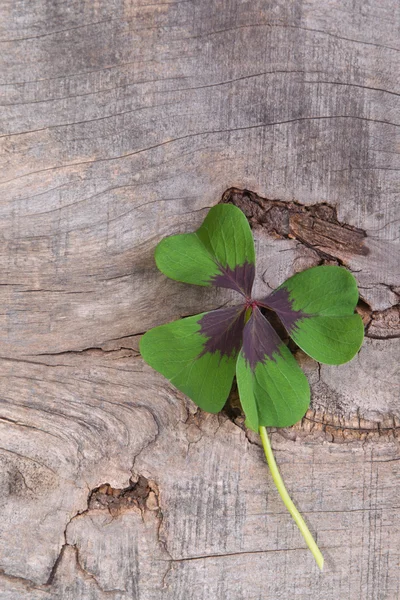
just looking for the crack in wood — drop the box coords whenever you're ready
[292,408,400,443]
[366,305,400,339]
[43,471,165,594]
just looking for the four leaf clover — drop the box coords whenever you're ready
[140,203,364,571]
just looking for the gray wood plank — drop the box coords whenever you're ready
[0,0,399,598]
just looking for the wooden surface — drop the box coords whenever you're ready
[1,0,399,598]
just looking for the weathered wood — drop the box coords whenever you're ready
[0,0,399,598]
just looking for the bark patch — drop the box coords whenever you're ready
[88,475,159,516]
[221,187,368,262]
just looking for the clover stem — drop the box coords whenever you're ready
[244,307,252,324]
[259,426,324,571]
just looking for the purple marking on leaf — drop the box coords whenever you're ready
[258,287,305,333]
[242,307,284,370]
[210,262,255,297]
[198,305,246,358]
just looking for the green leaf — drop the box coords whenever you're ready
[236,307,310,431]
[260,265,364,365]
[155,204,256,296]
[139,306,246,413]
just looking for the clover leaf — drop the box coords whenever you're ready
[154,203,255,294]
[140,203,365,571]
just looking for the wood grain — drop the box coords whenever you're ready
[0,0,399,598]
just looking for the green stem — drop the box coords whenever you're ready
[259,426,324,571]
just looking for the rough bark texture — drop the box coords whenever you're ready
[1,0,399,598]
